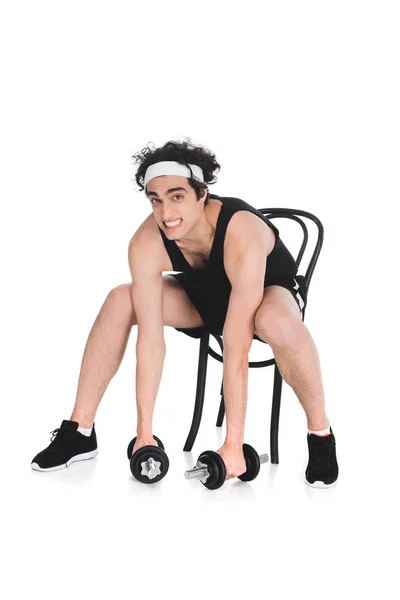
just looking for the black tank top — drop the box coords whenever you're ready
[158,193,298,288]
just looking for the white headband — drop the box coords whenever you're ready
[144,161,204,189]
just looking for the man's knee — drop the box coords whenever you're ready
[107,284,135,323]
[254,304,301,346]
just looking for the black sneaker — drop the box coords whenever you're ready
[31,420,98,472]
[305,427,339,488]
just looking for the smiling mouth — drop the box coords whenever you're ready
[163,219,183,230]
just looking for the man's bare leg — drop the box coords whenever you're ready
[267,323,329,431]
[69,287,135,428]
[254,285,329,431]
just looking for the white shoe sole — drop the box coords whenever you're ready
[31,449,99,472]
[305,478,337,488]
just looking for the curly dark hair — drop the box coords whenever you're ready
[131,137,221,207]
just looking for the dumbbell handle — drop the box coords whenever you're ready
[185,466,209,481]
[185,453,269,481]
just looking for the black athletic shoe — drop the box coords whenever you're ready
[31,420,98,472]
[305,427,339,488]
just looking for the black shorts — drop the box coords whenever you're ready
[171,273,308,345]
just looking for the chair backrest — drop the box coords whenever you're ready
[259,208,324,293]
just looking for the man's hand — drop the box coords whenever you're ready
[131,437,158,457]
[216,443,247,480]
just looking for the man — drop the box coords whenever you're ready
[31,140,338,488]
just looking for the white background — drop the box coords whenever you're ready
[1,1,399,598]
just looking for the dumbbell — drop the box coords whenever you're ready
[184,443,269,490]
[127,435,169,484]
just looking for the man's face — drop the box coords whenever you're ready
[146,175,206,237]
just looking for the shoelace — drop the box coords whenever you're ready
[50,428,60,442]
[49,428,69,443]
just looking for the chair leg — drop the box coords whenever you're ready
[183,332,210,452]
[210,335,225,427]
[216,379,225,426]
[270,362,283,464]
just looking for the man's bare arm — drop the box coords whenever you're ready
[128,227,166,440]
[222,250,266,446]
[221,212,269,447]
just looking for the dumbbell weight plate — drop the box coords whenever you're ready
[197,450,227,490]
[130,445,169,484]
[238,443,261,482]
[126,435,165,460]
